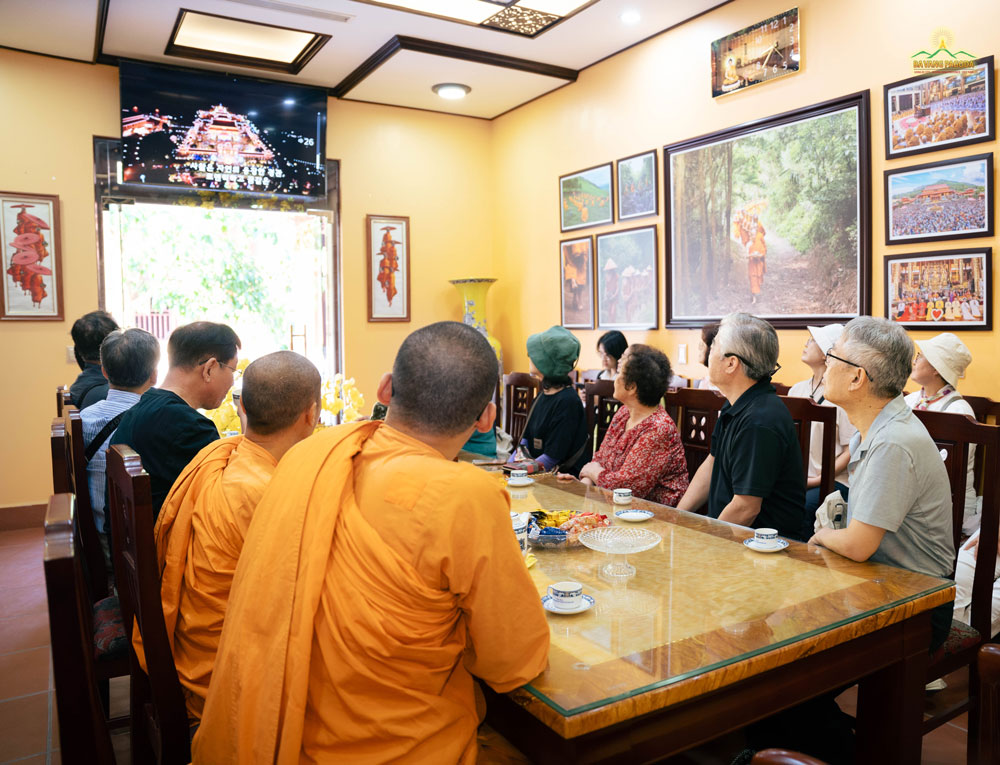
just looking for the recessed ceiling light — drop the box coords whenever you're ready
[283,98,296,105]
[432,83,471,100]
[620,9,640,25]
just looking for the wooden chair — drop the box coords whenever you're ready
[580,369,602,383]
[64,406,110,600]
[977,643,1000,764]
[751,750,827,765]
[51,416,70,494]
[43,494,117,765]
[662,387,726,484]
[773,382,791,395]
[963,394,1000,425]
[57,384,72,416]
[778,395,838,502]
[503,373,539,447]
[583,379,622,454]
[911,409,1000,756]
[106,444,191,765]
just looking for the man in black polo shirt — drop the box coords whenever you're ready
[111,321,240,518]
[677,313,807,541]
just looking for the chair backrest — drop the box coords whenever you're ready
[662,387,727,482]
[580,369,602,383]
[978,643,1000,762]
[43,494,116,765]
[962,394,1000,425]
[778,395,837,501]
[583,379,622,453]
[64,407,109,600]
[106,444,191,764]
[912,409,1000,641]
[57,385,72,417]
[51,417,70,494]
[503,372,539,446]
[772,382,791,395]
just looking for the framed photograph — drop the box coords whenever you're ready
[559,163,613,232]
[1,191,63,321]
[560,236,594,329]
[710,7,800,98]
[884,55,994,160]
[366,214,410,322]
[885,153,993,245]
[884,248,991,330]
[664,91,871,328]
[616,150,658,221]
[595,226,658,330]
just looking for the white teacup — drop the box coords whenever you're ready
[612,487,633,505]
[753,528,780,548]
[509,469,528,482]
[547,581,583,610]
[510,512,528,555]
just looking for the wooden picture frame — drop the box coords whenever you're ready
[884,248,991,330]
[595,225,658,330]
[560,236,595,329]
[559,163,613,232]
[884,153,993,245]
[616,150,658,221]
[664,91,871,328]
[0,191,63,321]
[710,7,800,98]
[883,55,995,160]
[365,214,410,322]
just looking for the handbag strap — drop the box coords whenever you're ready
[84,412,127,463]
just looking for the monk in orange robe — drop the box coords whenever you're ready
[136,351,321,720]
[194,322,549,764]
[748,218,767,303]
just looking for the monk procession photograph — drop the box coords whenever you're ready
[5,1,1000,765]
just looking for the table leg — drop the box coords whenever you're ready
[855,610,931,765]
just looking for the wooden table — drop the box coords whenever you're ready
[487,475,954,765]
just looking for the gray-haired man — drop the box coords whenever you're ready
[677,313,807,540]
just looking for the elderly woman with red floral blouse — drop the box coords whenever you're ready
[560,344,689,506]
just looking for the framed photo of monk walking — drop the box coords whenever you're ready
[884,248,991,331]
[595,226,658,330]
[560,163,614,232]
[0,191,63,321]
[366,214,410,322]
[663,91,872,328]
[560,236,595,329]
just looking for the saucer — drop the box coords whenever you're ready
[542,594,595,614]
[614,509,654,523]
[743,538,789,553]
[506,477,535,487]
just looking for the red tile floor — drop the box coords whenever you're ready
[0,526,972,764]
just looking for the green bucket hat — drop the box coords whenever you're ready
[526,326,580,379]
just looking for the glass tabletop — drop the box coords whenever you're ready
[508,475,954,718]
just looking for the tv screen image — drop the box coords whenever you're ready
[119,61,327,197]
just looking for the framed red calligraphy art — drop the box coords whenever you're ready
[1,191,63,321]
[366,214,410,322]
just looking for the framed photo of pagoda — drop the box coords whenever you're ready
[884,153,993,245]
[366,214,410,322]
[0,191,63,321]
[884,248,991,330]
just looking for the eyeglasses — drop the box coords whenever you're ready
[825,351,874,384]
[199,358,242,381]
[724,353,781,377]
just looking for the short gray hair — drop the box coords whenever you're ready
[100,328,160,388]
[715,313,779,381]
[839,316,913,399]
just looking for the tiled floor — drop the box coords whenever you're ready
[0,526,974,764]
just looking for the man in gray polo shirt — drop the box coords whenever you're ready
[810,316,953,652]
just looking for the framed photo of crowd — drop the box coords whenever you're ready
[595,226,658,330]
[884,248,991,330]
[884,153,993,245]
[0,191,63,321]
[559,163,614,232]
[883,55,995,160]
[559,236,595,329]
[663,91,871,328]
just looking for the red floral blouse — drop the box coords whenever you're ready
[593,405,689,506]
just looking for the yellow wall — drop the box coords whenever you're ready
[491,0,999,389]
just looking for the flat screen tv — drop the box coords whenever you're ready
[119,61,326,198]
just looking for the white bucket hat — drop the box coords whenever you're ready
[806,324,844,356]
[917,332,972,387]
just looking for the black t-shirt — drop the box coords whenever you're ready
[707,379,807,541]
[522,387,591,476]
[70,364,109,410]
[110,387,219,517]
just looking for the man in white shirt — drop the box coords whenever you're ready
[788,324,857,520]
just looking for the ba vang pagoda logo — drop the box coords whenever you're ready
[912,28,976,73]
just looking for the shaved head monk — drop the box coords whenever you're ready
[194,322,550,764]
[138,351,321,720]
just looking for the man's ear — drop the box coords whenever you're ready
[100,365,110,381]
[201,358,218,383]
[304,400,319,429]
[475,401,496,433]
[376,372,393,405]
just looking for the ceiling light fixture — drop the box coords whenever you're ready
[620,9,640,25]
[432,83,472,100]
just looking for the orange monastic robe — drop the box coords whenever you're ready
[193,422,550,764]
[135,436,277,719]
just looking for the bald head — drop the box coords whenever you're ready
[241,351,321,436]
[390,321,498,437]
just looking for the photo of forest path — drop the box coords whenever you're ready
[669,107,860,319]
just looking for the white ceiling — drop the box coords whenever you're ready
[0,0,726,118]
